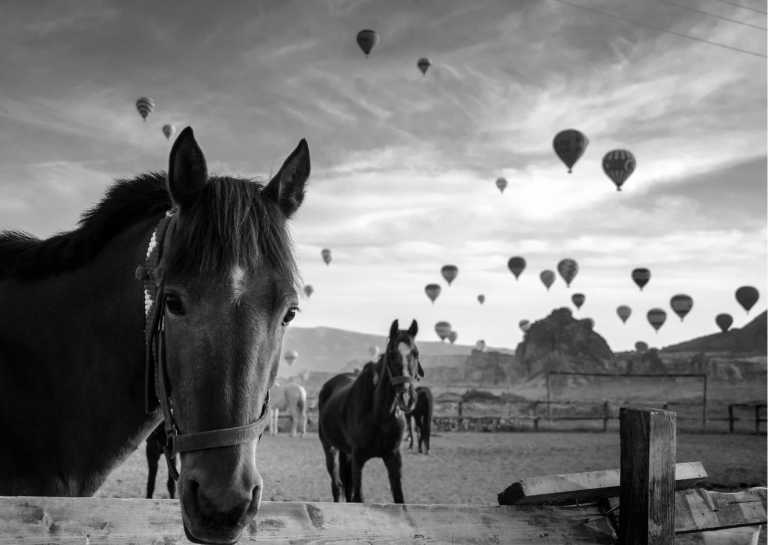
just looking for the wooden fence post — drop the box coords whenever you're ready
[602,401,610,432]
[728,404,735,433]
[702,374,708,431]
[756,404,762,435]
[619,407,676,545]
[546,373,551,420]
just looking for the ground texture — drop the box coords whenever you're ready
[96,431,766,504]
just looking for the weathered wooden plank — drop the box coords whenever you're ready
[0,496,615,545]
[607,488,766,534]
[498,461,707,505]
[675,526,763,545]
[675,488,766,534]
[618,407,676,545]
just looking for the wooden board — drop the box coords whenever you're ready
[675,488,766,534]
[498,461,707,505]
[0,496,615,545]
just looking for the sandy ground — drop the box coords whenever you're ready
[96,431,766,504]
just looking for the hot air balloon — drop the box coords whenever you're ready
[507,256,526,279]
[603,149,636,191]
[632,268,651,291]
[448,330,458,344]
[417,57,431,75]
[435,321,452,341]
[572,293,585,309]
[715,313,733,333]
[670,294,693,321]
[369,345,380,359]
[617,305,632,324]
[495,177,508,194]
[441,265,458,285]
[477,294,485,304]
[552,129,589,173]
[162,124,175,140]
[735,286,759,313]
[284,349,299,365]
[356,29,379,56]
[540,270,555,291]
[635,341,648,353]
[135,97,155,121]
[557,258,579,287]
[647,308,667,332]
[321,248,332,265]
[303,285,314,298]
[425,283,441,304]
[519,319,531,333]
[475,339,486,352]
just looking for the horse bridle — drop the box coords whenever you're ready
[381,341,419,413]
[137,210,270,481]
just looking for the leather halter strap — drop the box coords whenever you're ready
[138,211,270,481]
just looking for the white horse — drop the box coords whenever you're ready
[268,381,308,437]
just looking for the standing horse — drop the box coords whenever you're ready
[405,386,433,454]
[0,127,310,544]
[268,381,308,437]
[145,424,177,499]
[318,319,423,503]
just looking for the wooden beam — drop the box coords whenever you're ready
[497,461,706,506]
[618,407,677,545]
[0,496,616,545]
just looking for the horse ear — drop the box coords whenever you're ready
[263,139,310,218]
[408,319,418,337]
[389,319,399,340]
[167,126,208,208]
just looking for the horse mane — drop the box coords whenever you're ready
[0,173,298,285]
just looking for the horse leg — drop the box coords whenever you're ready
[422,414,431,455]
[145,440,160,499]
[339,452,353,502]
[406,414,414,450]
[290,409,297,438]
[300,407,307,438]
[382,450,405,504]
[320,436,342,502]
[350,451,367,503]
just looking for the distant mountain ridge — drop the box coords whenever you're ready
[281,326,473,375]
[662,311,766,355]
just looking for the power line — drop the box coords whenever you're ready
[709,0,767,16]
[549,0,767,59]
[659,0,766,30]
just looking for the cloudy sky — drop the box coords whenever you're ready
[1,0,765,351]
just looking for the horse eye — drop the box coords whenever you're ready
[164,294,185,316]
[282,306,299,326]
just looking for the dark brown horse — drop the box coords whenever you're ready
[405,386,433,454]
[318,319,423,503]
[145,424,177,499]
[0,127,310,544]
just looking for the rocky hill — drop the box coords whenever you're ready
[662,311,766,355]
[514,308,614,376]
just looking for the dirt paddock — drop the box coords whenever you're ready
[97,431,766,504]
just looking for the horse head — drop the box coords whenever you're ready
[381,319,423,413]
[150,127,309,544]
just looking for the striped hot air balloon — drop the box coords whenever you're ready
[303,285,314,298]
[557,258,579,287]
[417,57,431,75]
[617,305,632,324]
[632,268,651,291]
[507,256,526,279]
[553,129,589,173]
[321,248,332,265]
[635,341,648,353]
[735,286,759,313]
[447,330,458,344]
[715,313,733,333]
[670,294,693,321]
[495,177,508,194]
[572,293,585,309]
[135,97,155,121]
[477,294,485,304]
[284,349,299,365]
[162,124,175,140]
[475,339,486,352]
[647,308,667,332]
[425,283,441,303]
[441,265,458,285]
[602,149,636,191]
[539,270,555,291]
[519,319,531,333]
[356,29,379,56]
[435,321,452,341]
